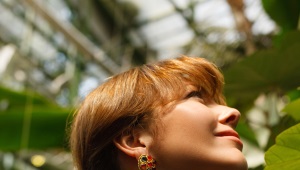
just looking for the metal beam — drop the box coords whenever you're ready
[23,0,120,75]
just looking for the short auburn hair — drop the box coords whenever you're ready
[70,55,225,170]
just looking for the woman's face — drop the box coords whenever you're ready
[148,91,248,170]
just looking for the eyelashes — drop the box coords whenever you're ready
[185,91,202,98]
[185,91,204,103]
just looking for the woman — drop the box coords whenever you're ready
[70,56,248,170]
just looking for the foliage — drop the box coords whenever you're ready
[224,30,300,148]
[264,93,300,170]
[0,0,299,169]
[283,98,300,121]
[262,0,300,46]
[265,123,300,170]
[262,0,300,33]
[0,86,72,150]
[224,31,300,103]
[224,0,300,169]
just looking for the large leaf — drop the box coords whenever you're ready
[224,31,300,104]
[262,0,300,32]
[0,107,71,150]
[262,0,300,46]
[0,87,72,150]
[282,98,300,121]
[224,31,300,148]
[287,89,300,102]
[280,31,300,51]
[265,123,300,170]
[0,86,54,108]
[265,115,298,150]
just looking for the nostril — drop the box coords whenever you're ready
[216,105,241,128]
[225,113,240,128]
[226,115,236,123]
[222,110,240,128]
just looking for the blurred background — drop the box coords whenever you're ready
[0,0,299,169]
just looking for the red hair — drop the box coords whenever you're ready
[70,56,225,170]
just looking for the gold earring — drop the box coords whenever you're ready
[138,154,156,170]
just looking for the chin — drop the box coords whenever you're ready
[224,153,248,170]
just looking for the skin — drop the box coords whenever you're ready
[116,90,248,170]
[146,92,248,170]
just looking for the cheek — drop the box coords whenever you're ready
[160,102,217,137]
[149,104,217,156]
[172,104,217,133]
[148,115,217,169]
[175,112,214,136]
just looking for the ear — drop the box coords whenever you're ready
[113,129,152,160]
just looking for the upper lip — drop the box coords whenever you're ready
[215,130,240,139]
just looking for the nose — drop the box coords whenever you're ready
[216,105,241,128]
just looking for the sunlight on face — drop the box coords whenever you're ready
[148,92,248,170]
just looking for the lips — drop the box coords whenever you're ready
[215,130,240,139]
[215,130,243,149]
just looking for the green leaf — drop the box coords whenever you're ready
[224,32,300,104]
[0,87,73,150]
[283,98,300,121]
[0,107,72,150]
[262,0,300,46]
[286,89,300,102]
[280,31,300,51]
[262,0,300,32]
[0,86,54,106]
[265,123,300,170]
[265,115,298,150]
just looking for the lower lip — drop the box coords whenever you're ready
[219,136,243,148]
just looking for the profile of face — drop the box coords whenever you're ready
[117,88,248,170]
[147,90,248,170]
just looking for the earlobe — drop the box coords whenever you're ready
[113,130,149,160]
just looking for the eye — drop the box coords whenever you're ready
[185,91,204,103]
